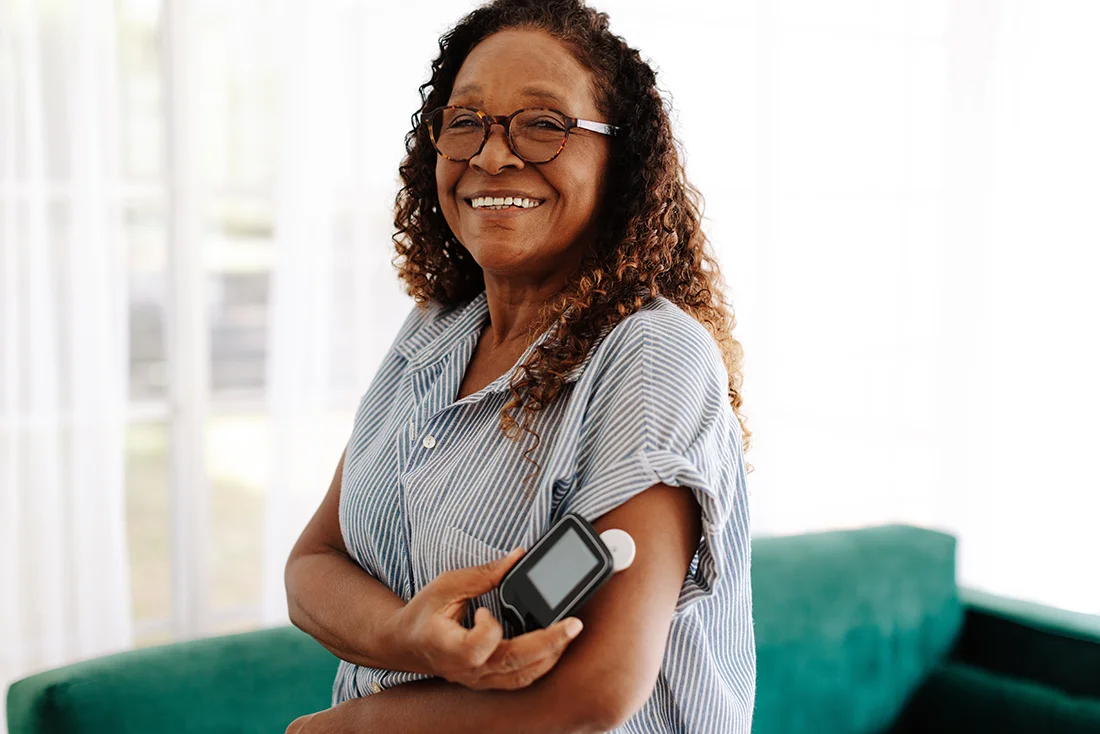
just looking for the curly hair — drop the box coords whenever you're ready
[392,0,752,464]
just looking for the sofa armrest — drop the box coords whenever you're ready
[951,587,1100,699]
[6,626,339,734]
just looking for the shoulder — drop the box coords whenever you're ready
[390,294,482,362]
[391,299,448,350]
[590,297,728,394]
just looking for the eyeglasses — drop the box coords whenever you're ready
[425,106,619,164]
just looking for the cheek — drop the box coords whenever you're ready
[435,161,461,219]
[561,151,610,222]
[435,161,449,202]
[561,175,605,225]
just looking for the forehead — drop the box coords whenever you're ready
[449,29,600,117]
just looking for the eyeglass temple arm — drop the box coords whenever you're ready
[575,119,619,136]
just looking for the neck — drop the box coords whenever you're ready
[480,270,572,349]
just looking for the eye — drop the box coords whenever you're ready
[447,115,481,129]
[531,117,567,132]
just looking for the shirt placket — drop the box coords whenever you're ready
[398,336,479,593]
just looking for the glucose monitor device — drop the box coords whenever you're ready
[499,513,635,632]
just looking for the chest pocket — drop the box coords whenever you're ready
[431,525,521,639]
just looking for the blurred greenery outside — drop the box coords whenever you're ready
[125,416,268,646]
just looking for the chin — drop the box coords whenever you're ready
[472,254,533,276]
[465,239,539,268]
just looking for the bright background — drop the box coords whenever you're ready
[3,0,1099,730]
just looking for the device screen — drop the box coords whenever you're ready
[526,526,602,608]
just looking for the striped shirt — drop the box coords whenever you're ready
[334,290,755,732]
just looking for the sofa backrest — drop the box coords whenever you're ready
[751,524,963,734]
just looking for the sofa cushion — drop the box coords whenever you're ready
[752,524,963,734]
[6,625,338,734]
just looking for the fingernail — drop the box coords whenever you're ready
[498,548,522,564]
[564,618,583,637]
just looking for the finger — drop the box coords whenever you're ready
[478,651,560,690]
[431,604,496,653]
[474,620,583,690]
[462,606,506,667]
[432,605,505,679]
[484,617,584,674]
[436,547,525,600]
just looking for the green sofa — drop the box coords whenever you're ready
[8,525,1100,733]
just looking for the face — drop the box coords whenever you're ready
[435,29,612,284]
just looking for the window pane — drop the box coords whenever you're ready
[127,202,168,402]
[117,0,164,183]
[208,412,269,618]
[193,0,279,191]
[125,421,173,640]
[207,197,273,400]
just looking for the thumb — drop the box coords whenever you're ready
[446,547,525,599]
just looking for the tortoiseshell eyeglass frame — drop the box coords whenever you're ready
[424,105,620,163]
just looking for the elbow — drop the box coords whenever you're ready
[596,684,653,733]
[560,672,655,733]
[286,600,307,634]
[572,706,629,734]
[283,556,306,632]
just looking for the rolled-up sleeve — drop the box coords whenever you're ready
[556,309,750,613]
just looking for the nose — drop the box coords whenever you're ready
[470,123,525,174]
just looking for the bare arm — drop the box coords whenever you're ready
[289,482,703,734]
[286,449,583,684]
[284,449,425,673]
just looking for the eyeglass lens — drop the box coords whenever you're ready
[430,108,568,162]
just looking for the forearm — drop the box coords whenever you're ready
[322,678,611,734]
[285,548,426,674]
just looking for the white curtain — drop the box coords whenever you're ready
[260,1,417,625]
[0,0,133,727]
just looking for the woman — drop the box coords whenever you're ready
[284,0,754,731]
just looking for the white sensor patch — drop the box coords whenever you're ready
[600,528,636,572]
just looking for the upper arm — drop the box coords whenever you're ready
[533,483,702,731]
[525,307,748,729]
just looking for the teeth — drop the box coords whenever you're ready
[468,196,542,209]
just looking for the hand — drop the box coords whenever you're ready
[391,547,585,691]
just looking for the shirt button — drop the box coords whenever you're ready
[422,435,437,449]
[370,681,382,693]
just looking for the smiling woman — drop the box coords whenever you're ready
[283,1,754,733]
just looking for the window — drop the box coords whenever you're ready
[120,0,288,643]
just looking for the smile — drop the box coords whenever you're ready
[465,196,544,210]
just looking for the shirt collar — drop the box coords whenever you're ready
[395,290,489,369]
[396,291,598,393]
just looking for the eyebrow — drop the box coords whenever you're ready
[450,83,569,108]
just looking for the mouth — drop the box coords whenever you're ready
[464,195,545,212]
